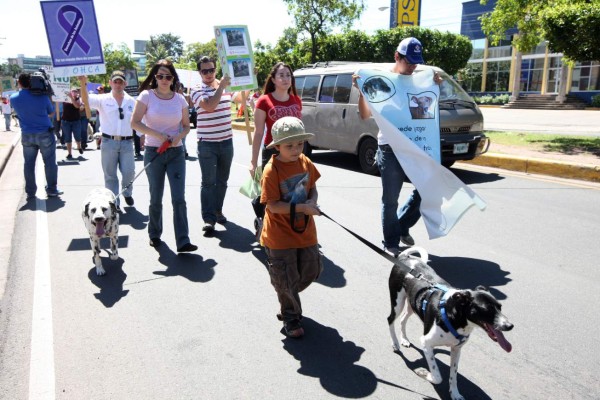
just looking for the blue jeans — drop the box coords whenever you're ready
[144,146,191,248]
[377,144,421,248]
[3,114,11,130]
[61,119,81,143]
[197,139,234,224]
[21,130,59,196]
[101,137,135,205]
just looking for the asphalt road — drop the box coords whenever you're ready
[1,131,599,399]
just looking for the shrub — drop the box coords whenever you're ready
[591,94,600,108]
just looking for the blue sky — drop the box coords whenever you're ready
[0,0,465,61]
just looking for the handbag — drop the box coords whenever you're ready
[239,166,262,199]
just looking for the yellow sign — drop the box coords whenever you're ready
[397,0,421,26]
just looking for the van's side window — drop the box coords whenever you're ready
[302,76,320,102]
[333,74,352,103]
[295,76,305,98]
[319,75,336,103]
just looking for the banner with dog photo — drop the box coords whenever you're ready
[357,68,486,239]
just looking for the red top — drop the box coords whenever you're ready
[255,93,302,146]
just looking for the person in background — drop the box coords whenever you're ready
[10,73,63,199]
[131,59,197,253]
[190,56,243,234]
[62,88,83,160]
[94,85,105,149]
[260,116,322,338]
[1,97,12,131]
[80,71,137,211]
[177,82,191,158]
[353,37,443,256]
[248,62,302,240]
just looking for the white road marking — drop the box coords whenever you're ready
[28,197,55,400]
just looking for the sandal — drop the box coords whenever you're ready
[283,319,304,338]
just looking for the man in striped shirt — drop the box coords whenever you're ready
[190,56,243,233]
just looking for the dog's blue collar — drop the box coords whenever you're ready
[440,290,469,345]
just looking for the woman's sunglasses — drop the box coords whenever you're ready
[155,74,174,81]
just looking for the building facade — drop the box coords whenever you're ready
[8,55,52,74]
[460,0,600,103]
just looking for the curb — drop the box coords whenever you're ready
[460,153,600,183]
[0,133,21,178]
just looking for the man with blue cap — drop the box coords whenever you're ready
[353,37,442,257]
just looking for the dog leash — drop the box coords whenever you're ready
[117,140,171,198]
[320,210,414,275]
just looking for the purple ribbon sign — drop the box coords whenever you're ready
[40,0,105,77]
[57,5,91,55]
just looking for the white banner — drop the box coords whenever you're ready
[357,68,486,239]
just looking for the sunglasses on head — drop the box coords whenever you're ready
[200,68,216,75]
[155,74,174,81]
[118,107,124,120]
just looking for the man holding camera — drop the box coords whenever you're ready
[10,73,63,200]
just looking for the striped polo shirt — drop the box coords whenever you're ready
[191,82,234,142]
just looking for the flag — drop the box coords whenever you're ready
[357,68,486,239]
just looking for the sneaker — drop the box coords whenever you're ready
[26,194,36,201]
[177,243,198,253]
[384,246,401,257]
[400,234,415,247]
[66,154,73,160]
[149,238,161,247]
[47,189,64,197]
[216,212,227,224]
[202,222,215,232]
[78,147,83,154]
[124,196,134,206]
[283,320,304,338]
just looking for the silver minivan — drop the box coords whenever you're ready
[293,62,489,174]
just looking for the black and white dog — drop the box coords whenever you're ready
[82,188,119,276]
[388,247,513,400]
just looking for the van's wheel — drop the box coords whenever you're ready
[303,142,312,157]
[358,137,378,175]
[441,160,455,168]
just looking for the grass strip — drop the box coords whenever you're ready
[485,131,600,157]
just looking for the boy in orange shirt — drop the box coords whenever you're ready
[260,117,322,338]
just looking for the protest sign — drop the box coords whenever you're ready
[214,25,257,91]
[40,0,105,78]
[45,66,71,103]
[357,68,486,239]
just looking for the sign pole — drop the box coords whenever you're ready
[241,91,252,144]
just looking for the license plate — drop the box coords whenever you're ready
[453,143,468,154]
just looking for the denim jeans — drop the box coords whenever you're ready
[3,114,10,130]
[21,130,59,196]
[377,144,422,248]
[144,146,191,248]
[197,139,234,224]
[61,119,81,143]
[101,137,135,205]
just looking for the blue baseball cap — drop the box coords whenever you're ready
[397,37,425,64]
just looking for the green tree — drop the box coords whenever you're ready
[146,33,184,63]
[145,43,171,73]
[180,39,218,70]
[541,2,600,61]
[83,43,135,86]
[283,0,365,63]
[0,63,21,78]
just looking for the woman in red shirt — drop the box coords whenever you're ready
[249,62,302,177]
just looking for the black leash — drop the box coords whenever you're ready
[117,140,170,198]
[319,210,414,275]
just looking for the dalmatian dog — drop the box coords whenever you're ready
[81,188,119,275]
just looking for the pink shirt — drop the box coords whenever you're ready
[137,89,188,147]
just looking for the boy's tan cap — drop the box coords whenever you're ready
[267,117,314,149]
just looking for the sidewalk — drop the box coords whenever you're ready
[0,125,21,177]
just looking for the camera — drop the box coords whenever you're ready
[29,68,54,97]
